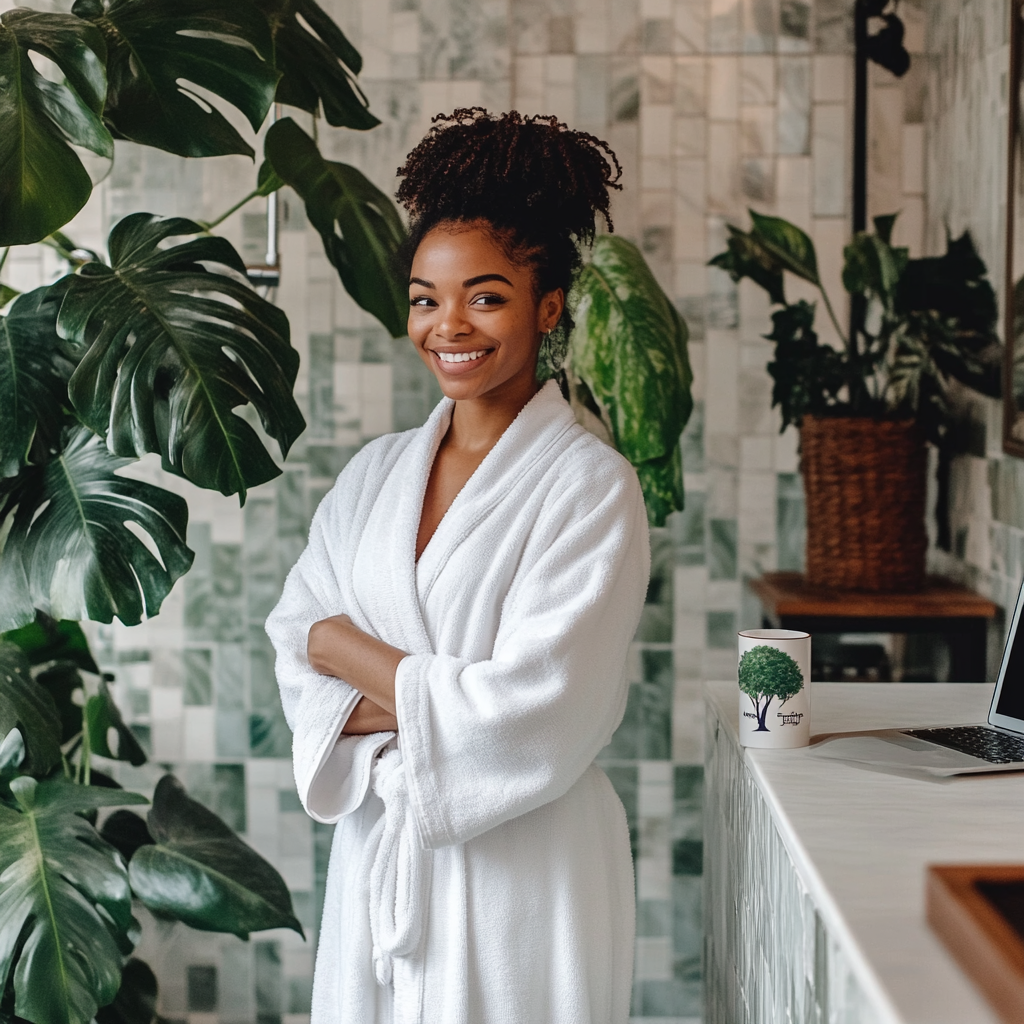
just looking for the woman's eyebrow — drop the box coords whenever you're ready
[463,274,513,287]
[409,277,433,288]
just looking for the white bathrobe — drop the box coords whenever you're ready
[266,379,650,1024]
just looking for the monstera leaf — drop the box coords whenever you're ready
[265,118,407,337]
[0,287,73,478]
[0,427,194,630]
[0,776,146,1024]
[2,612,97,674]
[0,9,113,246]
[71,0,278,159]
[57,214,305,501]
[570,236,693,525]
[85,679,147,767]
[129,775,303,939]
[0,643,61,775]
[257,0,378,129]
[94,959,158,1024]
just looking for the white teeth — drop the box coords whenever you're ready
[437,350,487,363]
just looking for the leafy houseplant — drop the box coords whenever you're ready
[0,0,694,1016]
[555,235,694,527]
[711,211,1001,590]
[0,1,407,1021]
[0,615,305,1024]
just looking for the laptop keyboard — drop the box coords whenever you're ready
[903,726,1024,764]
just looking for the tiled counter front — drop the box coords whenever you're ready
[703,696,876,1024]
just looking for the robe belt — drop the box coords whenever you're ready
[359,748,431,986]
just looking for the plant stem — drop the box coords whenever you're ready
[817,283,849,349]
[0,246,8,274]
[81,713,92,787]
[199,188,261,232]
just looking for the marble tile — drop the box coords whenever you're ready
[706,610,737,648]
[776,472,806,571]
[777,56,811,154]
[708,0,741,53]
[812,102,846,216]
[250,709,293,759]
[742,0,776,54]
[813,0,853,53]
[708,518,738,580]
[188,966,218,1012]
[254,941,283,1018]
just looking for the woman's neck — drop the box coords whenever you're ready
[446,376,541,455]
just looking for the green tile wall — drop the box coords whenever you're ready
[5,0,971,1020]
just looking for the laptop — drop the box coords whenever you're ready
[811,576,1024,776]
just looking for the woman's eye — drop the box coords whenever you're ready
[471,293,507,306]
[409,295,435,307]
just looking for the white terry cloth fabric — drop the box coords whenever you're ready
[265,379,650,1024]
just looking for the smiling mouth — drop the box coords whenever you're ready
[431,348,494,374]
[435,349,491,364]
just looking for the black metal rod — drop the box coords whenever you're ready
[849,0,869,367]
[853,0,868,234]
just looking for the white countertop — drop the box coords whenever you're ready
[707,680,1024,1024]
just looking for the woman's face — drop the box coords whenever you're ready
[407,220,564,404]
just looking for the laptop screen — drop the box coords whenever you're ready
[990,575,1024,730]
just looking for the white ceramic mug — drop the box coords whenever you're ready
[737,628,811,748]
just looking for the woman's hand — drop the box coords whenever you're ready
[307,614,407,717]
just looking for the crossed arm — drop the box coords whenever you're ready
[307,614,407,734]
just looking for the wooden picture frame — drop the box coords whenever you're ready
[927,864,1024,1022]
[1005,0,1024,456]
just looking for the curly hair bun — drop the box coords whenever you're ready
[396,108,623,296]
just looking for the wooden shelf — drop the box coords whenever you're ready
[748,572,998,621]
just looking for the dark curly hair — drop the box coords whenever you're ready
[395,108,622,300]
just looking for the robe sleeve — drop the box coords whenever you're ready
[266,475,395,824]
[395,461,651,849]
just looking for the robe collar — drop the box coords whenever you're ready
[354,380,575,654]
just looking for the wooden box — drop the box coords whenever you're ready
[927,865,1024,1022]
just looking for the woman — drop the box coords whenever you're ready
[266,108,650,1024]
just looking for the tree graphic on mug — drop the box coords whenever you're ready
[738,645,804,731]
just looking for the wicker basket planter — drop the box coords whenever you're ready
[800,415,928,592]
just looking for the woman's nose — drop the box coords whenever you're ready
[435,304,471,339]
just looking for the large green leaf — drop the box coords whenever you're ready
[0,427,194,631]
[570,236,693,525]
[85,679,146,767]
[2,613,97,674]
[842,229,907,307]
[0,643,60,775]
[708,225,786,306]
[0,728,26,778]
[749,210,820,285]
[71,0,278,159]
[0,288,72,478]
[0,9,112,246]
[129,775,303,939]
[265,118,407,337]
[0,777,146,1024]
[56,214,305,501]
[94,959,157,1024]
[99,810,153,864]
[257,0,378,129]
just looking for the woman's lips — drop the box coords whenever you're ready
[431,348,493,375]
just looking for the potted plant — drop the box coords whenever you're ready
[0,1,410,1021]
[711,211,1001,591]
